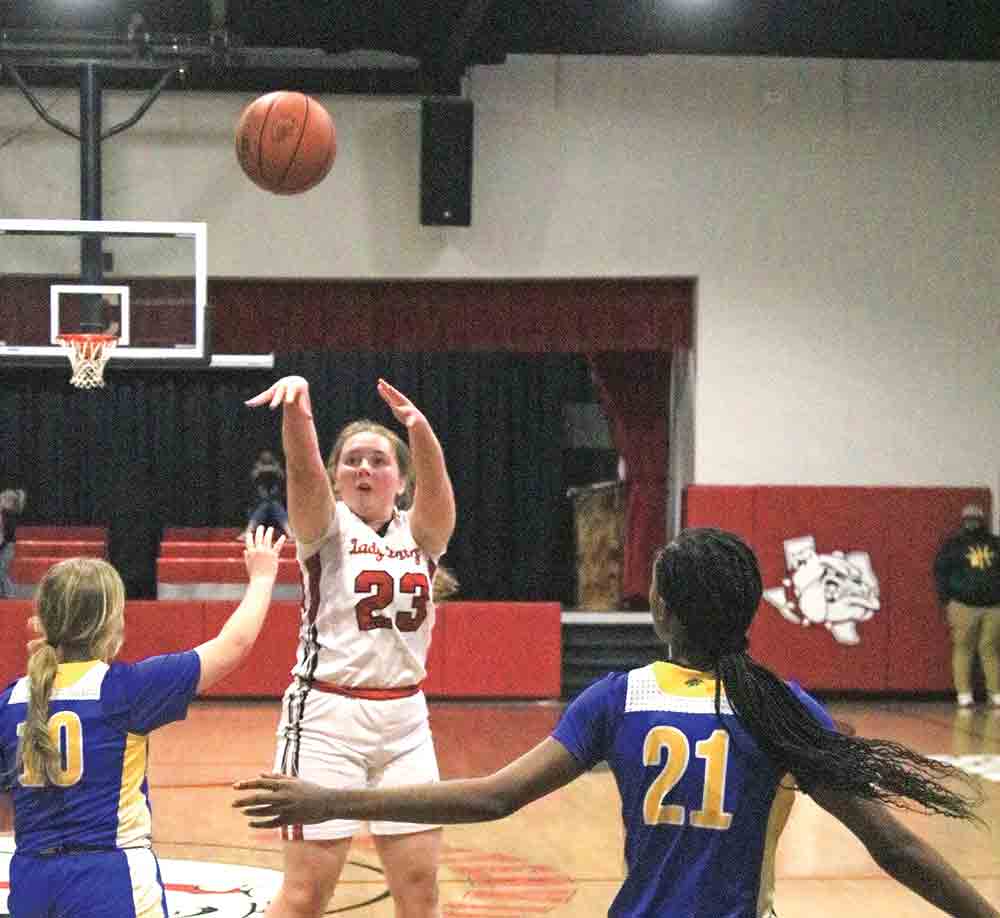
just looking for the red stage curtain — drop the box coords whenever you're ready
[588,351,670,609]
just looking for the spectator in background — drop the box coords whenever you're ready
[242,450,292,540]
[0,488,27,598]
[934,504,1000,708]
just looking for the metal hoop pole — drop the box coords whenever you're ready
[80,62,104,332]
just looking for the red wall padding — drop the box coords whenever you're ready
[0,599,560,699]
[199,600,300,697]
[684,485,991,693]
[118,600,204,664]
[0,601,35,687]
[441,602,562,697]
[422,610,446,696]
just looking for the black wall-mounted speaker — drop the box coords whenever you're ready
[420,97,473,227]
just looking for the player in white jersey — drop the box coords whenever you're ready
[246,375,456,918]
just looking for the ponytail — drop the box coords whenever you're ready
[22,642,61,785]
[716,650,979,820]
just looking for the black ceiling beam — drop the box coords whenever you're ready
[427,0,497,94]
[0,28,426,94]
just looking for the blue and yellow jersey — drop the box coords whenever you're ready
[552,661,833,918]
[0,652,200,854]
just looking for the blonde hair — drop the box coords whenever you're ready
[432,564,459,602]
[326,420,414,509]
[23,558,125,785]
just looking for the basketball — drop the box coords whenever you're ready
[235,91,336,195]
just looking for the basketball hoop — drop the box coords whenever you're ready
[56,333,118,389]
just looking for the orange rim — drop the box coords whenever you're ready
[56,333,118,345]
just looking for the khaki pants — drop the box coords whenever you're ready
[947,600,1000,696]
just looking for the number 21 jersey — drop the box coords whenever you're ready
[553,661,834,918]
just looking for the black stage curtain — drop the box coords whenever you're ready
[0,352,588,602]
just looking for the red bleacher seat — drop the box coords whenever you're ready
[157,557,301,583]
[17,526,108,541]
[16,540,107,559]
[9,527,110,598]
[162,527,245,541]
[159,540,296,557]
[11,557,89,591]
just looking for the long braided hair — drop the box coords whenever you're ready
[653,527,979,820]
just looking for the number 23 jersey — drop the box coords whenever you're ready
[292,501,439,688]
[553,661,834,918]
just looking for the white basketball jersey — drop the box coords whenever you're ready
[292,501,439,687]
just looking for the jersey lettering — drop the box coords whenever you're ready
[354,570,431,633]
[642,726,733,831]
[16,711,85,787]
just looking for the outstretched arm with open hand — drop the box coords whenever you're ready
[194,525,286,692]
[234,737,584,828]
[812,785,999,918]
[246,376,332,543]
[377,378,455,557]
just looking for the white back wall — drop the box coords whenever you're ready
[1,55,997,492]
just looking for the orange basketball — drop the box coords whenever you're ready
[235,91,336,195]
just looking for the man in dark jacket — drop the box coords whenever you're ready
[242,450,291,539]
[934,504,1000,707]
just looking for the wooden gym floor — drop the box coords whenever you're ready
[149,697,1000,917]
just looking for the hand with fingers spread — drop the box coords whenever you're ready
[245,375,312,417]
[233,773,334,828]
[377,378,427,431]
[243,525,287,583]
[192,524,287,694]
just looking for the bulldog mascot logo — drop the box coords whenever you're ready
[763,535,880,645]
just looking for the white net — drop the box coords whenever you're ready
[57,335,118,389]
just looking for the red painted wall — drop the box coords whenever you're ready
[684,485,991,692]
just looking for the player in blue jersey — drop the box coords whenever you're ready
[0,525,286,918]
[236,527,999,918]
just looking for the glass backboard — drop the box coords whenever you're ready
[0,219,210,367]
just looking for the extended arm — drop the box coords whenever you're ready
[235,736,584,828]
[246,376,333,544]
[377,379,455,557]
[811,785,998,918]
[0,792,12,834]
[194,527,285,692]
